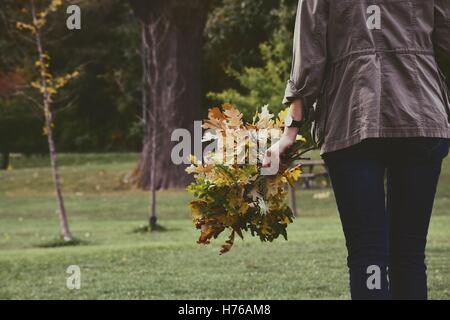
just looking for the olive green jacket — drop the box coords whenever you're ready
[283,0,450,154]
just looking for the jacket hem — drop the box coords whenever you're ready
[320,127,450,155]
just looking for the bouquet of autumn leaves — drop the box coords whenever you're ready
[186,104,309,254]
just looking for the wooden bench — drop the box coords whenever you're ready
[288,159,331,216]
[298,159,330,189]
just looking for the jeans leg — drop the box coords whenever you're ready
[324,143,390,300]
[387,138,449,300]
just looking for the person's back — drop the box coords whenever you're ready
[283,0,450,153]
[270,0,450,300]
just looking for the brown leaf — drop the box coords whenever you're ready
[220,230,235,255]
[197,221,225,245]
[208,107,226,120]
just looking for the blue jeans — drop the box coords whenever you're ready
[322,138,449,300]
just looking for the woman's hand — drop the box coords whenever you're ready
[262,99,304,172]
[262,133,296,170]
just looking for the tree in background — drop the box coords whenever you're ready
[127,0,211,230]
[16,0,80,241]
[1,0,298,159]
[0,0,46,168]
[2,0,142,155]
[208,1,296,119]
[0,82,46,170]
[51,1,142,152]
[203,0,281,99]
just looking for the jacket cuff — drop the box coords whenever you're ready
[282,80,308,107]
[282,80,315,121]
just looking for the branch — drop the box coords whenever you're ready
[14,90,44,112]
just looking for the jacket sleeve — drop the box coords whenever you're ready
[282,0,329,110]
[433,0,450,61]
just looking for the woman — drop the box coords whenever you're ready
[263,0,450,300]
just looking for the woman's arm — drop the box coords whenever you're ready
[262,99,304,169]
[282,0,329,111]
[263,0,328,171]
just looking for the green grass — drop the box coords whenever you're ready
[0,153,449,299]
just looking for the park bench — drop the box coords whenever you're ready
[298,159,331,189]
[288,159,331,216]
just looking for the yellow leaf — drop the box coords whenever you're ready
[260,221,272,236]
[239,202,249,215]
[16,22,35,33]
[285,166,302,182]
[296,135,307,143]
[46,87,57,95]
[189,201,206,222]
[275,107,289,128]
[31,81,41,89]
[279,215,292,225]
[290,168,302,181]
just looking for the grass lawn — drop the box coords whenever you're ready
[0,153,449,299]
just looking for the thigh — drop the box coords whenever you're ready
[387,138,449,250]
[323,142,388,258]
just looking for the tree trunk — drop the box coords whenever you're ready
[141,23,149,148]
[128,0,209,190]
[45,109,73,241]
[148,122,157,229]
[1,152,9,170]
[30,0,72,241]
